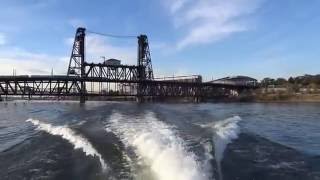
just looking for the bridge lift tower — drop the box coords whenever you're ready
[67,27,154,103]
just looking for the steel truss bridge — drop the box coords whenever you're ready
[0,27,256,103]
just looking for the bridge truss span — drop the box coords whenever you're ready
[0,76,82,98]
[84,63,138,81]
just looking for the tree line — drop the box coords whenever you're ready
[260,74,320,87]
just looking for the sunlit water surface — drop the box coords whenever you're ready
[0,101,319,180]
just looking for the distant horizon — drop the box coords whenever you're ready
[0,0,319,81]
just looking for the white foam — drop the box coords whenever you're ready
[26,119,108,171]
[213,116,241,164]
[214,116,241,179]
[269,161,302,170]
[200,116,241,180]
[201,140,214,178]
[106,112,208,180]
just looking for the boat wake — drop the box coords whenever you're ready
[26,118,108,171]
[201,116,241,180]
[106,112,208,180]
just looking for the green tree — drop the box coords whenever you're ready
[288,77,295,84]
[275,78,287,85]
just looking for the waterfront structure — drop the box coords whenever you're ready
[0,28,257,103]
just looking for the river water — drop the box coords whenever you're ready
[0,101,319,180]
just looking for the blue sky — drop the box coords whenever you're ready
[0,0,320,80]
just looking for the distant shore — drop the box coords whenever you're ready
[252,93,320,103]
[2,93,320,103]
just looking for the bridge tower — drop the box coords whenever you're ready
[137,35,154,80]
[137,35,154,102]
[67,27,86,103]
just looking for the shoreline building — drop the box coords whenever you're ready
[103,58,121,66]
[209,76,258,87]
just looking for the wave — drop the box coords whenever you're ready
[213,116,241,164]
[106,112,208,180]
[200,116,241,180]
[26,119,108,171]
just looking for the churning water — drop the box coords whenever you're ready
[0,101,319,180]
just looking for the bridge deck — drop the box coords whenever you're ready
[0,76,257,102]
[0,75,254,87]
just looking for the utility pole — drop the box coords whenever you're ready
[100,56,106,62]
[13,68,16,76]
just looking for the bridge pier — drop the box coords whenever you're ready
[136,96,144,103]
[193,96,201,103]
[80,96,86,104]
[80,80,86,103]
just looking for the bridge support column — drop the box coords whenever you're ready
[136,96,144,103]
[79,28,86,104]
[194,86,202,103]
[80,81,86,104]
[0,95,2,102]
[136,81,145,103]
[193,96,201,103]
[80,95,85,103]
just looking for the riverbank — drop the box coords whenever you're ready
[2,93,320,103]
[252,93,320,103]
